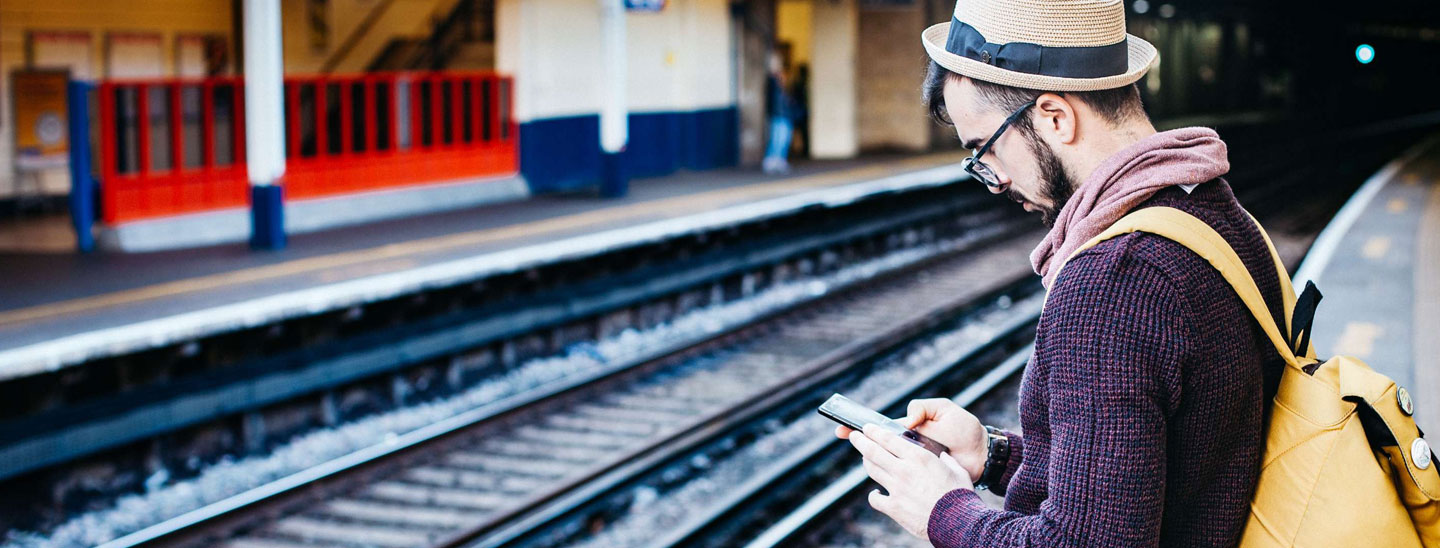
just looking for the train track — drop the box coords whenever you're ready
[713,347,1033,548]
[476,288,1044,548]
[94,215,1045,548]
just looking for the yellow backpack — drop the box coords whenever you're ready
[1066,206,1440,547]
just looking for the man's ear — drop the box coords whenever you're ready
[1034,92,1077,145]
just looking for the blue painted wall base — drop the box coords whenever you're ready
[520,107,738,193]
[250,185,286,250]
[599,150,629,198]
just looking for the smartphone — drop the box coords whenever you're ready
[818,393,948,457]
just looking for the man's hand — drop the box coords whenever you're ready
[847,423,974,539]
[834,398,989,481]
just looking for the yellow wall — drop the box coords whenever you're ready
[0,0,464,199]
[776,0,812,71]
[1,0,235,79]
[1,0,235,198]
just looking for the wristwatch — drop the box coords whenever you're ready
[974,425,1011,491]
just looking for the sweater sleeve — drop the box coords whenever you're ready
[928,248,1190,548]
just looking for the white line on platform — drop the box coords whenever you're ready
[0,164,970,380]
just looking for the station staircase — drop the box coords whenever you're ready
[320,0,495,74]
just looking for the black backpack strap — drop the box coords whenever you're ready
[1289,281,1322,359]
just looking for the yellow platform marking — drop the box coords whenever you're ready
[1334,322,1383,359]
[1389,198,1409,213]
[316,258,420,284]
[1361,236,1392,259]
[0,154,966,327]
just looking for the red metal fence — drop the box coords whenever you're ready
[98,77,248,223]
[96,72,517,224]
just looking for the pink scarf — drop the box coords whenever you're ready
[1030,127,1230,289]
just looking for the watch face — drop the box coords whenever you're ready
[984,428,1007,450]
[989,433,1009,456]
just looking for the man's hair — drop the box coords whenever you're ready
[922,60,1146,136]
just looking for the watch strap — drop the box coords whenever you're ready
[974,425,1011,491]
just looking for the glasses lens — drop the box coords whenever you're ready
[971,161,999,187]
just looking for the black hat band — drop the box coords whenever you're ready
[944,18,1129,79]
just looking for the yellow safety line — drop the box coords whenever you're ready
[1334,321,1383,359]
[1361,236,1392,259]
[0,154,964,327]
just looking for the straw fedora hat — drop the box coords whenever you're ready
[921,0,1159,92]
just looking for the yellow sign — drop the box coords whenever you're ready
[12,69,70,170]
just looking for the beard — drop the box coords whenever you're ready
[1006,132,1076,227]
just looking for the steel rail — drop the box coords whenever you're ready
[738,346,1034,548]
[645,337,1036,548]
[465,285,1041,548]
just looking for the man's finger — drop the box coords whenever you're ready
[862,424,931,461]
[835,424,854,439]
[900,412,925,429]
[848,430,901,468]
[939,451,966,476]
[867,489,892,514]
[909,397,952,418]
[904,400,934,428]
[861,456,898,489]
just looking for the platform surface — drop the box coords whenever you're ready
[1294,133,1440,431]
[0,152,972,377]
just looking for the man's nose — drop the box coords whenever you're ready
[987,168,1012,194]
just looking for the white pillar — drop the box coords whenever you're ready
[599,0,628,154]
[244,0,287,248]
[244,0,286,185]
[598,0,629,197]
[810,0,858,159]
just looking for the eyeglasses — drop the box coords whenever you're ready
[962,98,1038,189]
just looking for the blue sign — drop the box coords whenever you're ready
[626,0,665,11]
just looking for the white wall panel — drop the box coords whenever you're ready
[683,0,735,110]
[500,0,734,123]
[498,0,604,122]
[625,8,677,113]
[625,0,733,113]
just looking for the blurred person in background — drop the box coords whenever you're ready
[763,49,795,174]
[792,64,811,158]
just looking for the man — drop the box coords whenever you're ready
[835,0,1289,546]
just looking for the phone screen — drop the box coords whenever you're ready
[818,393,948,456]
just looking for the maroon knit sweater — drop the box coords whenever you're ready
[928,179,1287,547]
